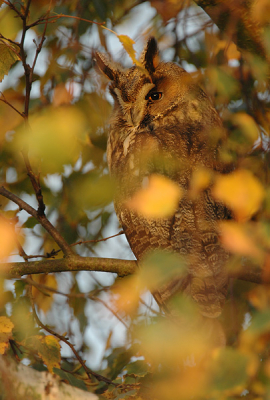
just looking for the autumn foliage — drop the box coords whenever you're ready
[1,0,270,399]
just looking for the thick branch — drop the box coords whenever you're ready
[0,254,266,285]
[1,256,137,278]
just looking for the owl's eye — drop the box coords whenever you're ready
[146,92,163,101]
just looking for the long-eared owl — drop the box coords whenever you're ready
[96,37,230,320]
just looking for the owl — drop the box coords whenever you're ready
[96,37,230,321]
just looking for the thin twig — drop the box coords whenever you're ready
[0,92,25,118]
[72,231,124,247]
[24,276,129,329]
[30,0,52,76]
[21,152,46,217]
[24,13,105,29]
[4,0,24,18]
[29,289,116,386]
[13,231,125,261]
[0,186,73,257]
[43,13,105,26]
[0,34,20,49]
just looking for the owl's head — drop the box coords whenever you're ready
[95,37,198,128]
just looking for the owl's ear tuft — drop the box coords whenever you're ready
[95,52,118,81]
[141,37,159,74]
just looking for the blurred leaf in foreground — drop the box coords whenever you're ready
[126,174,183,218]
[13,106,87,174]
[212,169,265,221]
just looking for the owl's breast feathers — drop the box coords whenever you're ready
[108,118,229,318]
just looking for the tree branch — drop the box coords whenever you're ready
[0,256,137,278]
[0,253,266,286]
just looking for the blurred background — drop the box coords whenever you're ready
[1,0,270,398]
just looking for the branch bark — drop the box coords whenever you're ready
[1,255,137,278]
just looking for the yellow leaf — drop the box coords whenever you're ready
[112,275,141,315]
[14,106,87,174]
[0,8,21,40]
[117,35,144,68]
[212,170,265,221]
[219,221,262,258]
[0,316,14,355]
[127,174,182,218]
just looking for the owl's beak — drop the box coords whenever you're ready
[130,107,142,127]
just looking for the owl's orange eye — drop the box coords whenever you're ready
[147,92,163,101]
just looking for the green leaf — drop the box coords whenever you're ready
[210,348,248,392]
[54,368,88,391]
[247,310,270,335]
[125,360,149,377]
[0,41,20,82]
[23,217,39,229]
[14,280,26,298]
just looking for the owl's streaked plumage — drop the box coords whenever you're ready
[96,38,230,319]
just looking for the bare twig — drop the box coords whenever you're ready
[12,231,125,260]
[0,92,25,118]
[40,13,105,26]
[72,231,124,247]
[3,0,24,18]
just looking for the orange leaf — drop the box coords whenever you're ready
[0,219,18,261]
[127,174,182,218]
[212,170,264,221]
[219,221,261,258]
